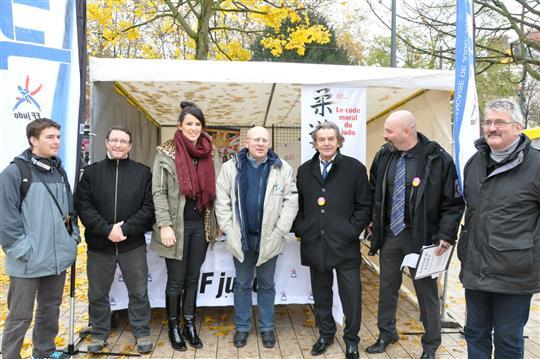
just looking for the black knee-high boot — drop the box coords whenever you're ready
[182,288,203,348]
[166,294,187,351]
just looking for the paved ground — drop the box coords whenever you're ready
[1,243,539,358]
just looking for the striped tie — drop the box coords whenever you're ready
[390,153,406,236]
[321,160,332,180]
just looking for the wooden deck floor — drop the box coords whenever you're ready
[2,252,540,358]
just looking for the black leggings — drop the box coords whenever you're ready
[165,220,208,295]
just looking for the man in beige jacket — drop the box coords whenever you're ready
[215,126,298,349]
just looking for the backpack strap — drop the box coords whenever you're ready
[12,158,32,201]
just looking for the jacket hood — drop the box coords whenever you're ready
[156,139,176,159]
[17,148,63,167]
[474,133,530,162]
[234,147,281,170]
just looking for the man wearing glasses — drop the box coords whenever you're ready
[458,98,540,358]
[215,126,298,349]
[75,126,155,354]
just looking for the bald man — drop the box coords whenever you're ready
[215,127,298,349]
[366,111,464,359]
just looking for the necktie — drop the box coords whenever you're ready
[390,153,406,236]
[321,160,332,180]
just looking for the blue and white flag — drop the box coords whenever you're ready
[453,0,480,193]
[1,0,83,185]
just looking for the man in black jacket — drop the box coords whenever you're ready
[366,110,464,359]
[75,126,155,354]
[294,121,372,359]
[459,99,540,358]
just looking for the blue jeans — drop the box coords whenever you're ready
[233,251,278,332]
[465,289,532,359]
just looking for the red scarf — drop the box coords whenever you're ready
[173,129,216,210]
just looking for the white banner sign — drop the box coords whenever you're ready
[0,0,81,184]
[301,86,367,164]
[110,238,344,324]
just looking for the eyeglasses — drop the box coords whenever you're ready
[481,120,514,128]
[108,138,130,145]
[247,137,269,144]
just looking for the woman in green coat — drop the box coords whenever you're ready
[151,101,219,351]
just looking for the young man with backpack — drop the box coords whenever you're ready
[0,118,79,359]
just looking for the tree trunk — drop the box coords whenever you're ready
[195,0,213,60]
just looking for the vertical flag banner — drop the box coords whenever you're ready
[300,86,367,164]
[1,0,81,185]
[453,0,479,192]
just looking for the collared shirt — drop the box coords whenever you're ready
[319,153,337,175]
[384,141,422,228]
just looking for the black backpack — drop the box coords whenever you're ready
[11,157,69,201]
[12,158,32,201]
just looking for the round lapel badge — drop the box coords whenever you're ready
[412,177,421,187]
[317,196,326,206]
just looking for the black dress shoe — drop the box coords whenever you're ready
[365,335,399,353]
[346,344,359,359]
[260,330,276,348]
[233,331,249,348]
[420,352,435,359]
[311,337,334,356]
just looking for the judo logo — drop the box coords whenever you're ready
[290,267,297,278]
[13,75,42,111]
[280,290,287,302]
[118,273,124,282]
[109,295,116,306]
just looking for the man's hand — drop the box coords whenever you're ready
[108,221,127,242]
[435,240,451,256]
[160,226,176,247]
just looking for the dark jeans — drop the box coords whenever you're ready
[1,272,66,359]
[378,229,441,354]
[165,220,207,296]
[87,245,151,340]
[465,289,532,359]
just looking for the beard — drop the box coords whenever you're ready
[386,141,397,152]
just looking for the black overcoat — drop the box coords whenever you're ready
[294,151,372,271]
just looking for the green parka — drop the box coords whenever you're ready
[151,140,220,260]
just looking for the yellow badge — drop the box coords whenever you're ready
[317,196,326,206]
[412,177,421,187]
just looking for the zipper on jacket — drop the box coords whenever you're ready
[114,160,119,256]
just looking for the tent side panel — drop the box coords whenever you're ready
[366,90,452,170]
[91,82,159,167]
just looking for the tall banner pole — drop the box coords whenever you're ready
[453,0,480,192]
[442,0,480,329]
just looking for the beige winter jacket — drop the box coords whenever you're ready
[151,139,220,260]
[215,149,298,266]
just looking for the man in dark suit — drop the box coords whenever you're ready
[366,110,464,359]
[294,121,372,359]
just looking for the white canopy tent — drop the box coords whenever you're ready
[89,58,454,168]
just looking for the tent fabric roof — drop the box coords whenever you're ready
[90,58,454,128]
